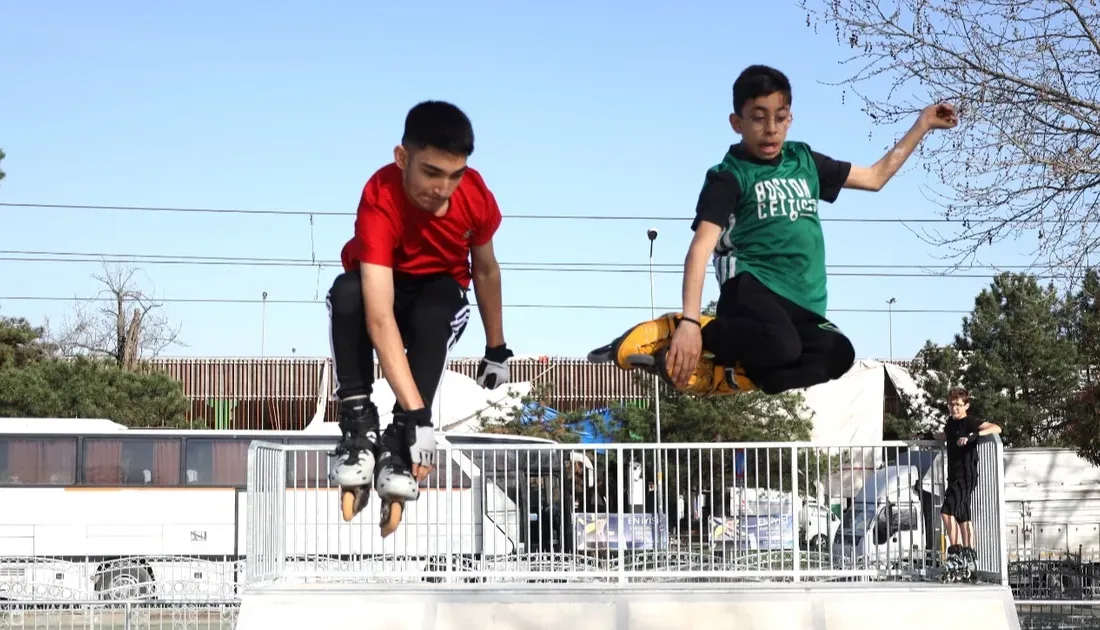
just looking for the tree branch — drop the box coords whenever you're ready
[49,262,185,369]
[801,0,1100,276]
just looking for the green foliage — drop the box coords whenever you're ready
[475,340,830,493]
[0,315,188,427]
[608,387,813,444]
[0,148,5,185]
[0,317,55,369]
[904,272,1089,453]
[1062,269,1100,463]
[474,382,588,443]
[608,384,834,494]
[958,273,1078,445]
[1067,269,1100,382]
[882,412,916,441]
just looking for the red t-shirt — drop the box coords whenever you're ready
[340,163,503,289]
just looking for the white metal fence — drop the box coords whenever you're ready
[0,602,239,629]
[0,601,1092,629]
[243,437,1009,587]
[975,434,1010,582]
[6,434,1087,627]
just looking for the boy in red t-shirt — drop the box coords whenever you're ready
[327,101,513,525]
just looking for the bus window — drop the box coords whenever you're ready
[83,438,182,486]
[0,438,77,485]
[185,438,250,486]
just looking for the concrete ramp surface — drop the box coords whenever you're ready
[236,582,1021,630]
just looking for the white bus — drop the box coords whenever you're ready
[0,418,593,602]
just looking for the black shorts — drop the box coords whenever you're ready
[940,477,978,523]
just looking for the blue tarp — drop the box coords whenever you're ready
[520,401,620,444]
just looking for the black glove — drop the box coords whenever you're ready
[476,344,514,389]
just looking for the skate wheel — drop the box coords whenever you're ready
[587,344,614,363]
[340,487,369,522]
[625,353,657,369]
[340,489,358,522]
[379,500,404,538]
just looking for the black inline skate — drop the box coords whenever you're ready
[373,408,434,538]
[328,396,381,522]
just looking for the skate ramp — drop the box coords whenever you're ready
[236,582,1021,630]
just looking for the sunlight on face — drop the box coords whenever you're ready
[731,92,792,160]
[396,145,468,214]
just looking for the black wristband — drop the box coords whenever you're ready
[679,316,701,328]
[401,407,433,428]
[485,344,514,363]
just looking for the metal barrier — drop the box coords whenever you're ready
[1015,600,1100,629]
[974,434,1010,584]
[1,600,1087,630]
[241,438,1014,586]
[0,601,239,629]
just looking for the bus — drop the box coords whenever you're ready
[0,417,594,602]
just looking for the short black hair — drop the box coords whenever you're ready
[401,100,475,157]
[948,387,971,403]
[732,65,792,116]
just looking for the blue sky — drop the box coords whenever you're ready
[0,0,1035,362]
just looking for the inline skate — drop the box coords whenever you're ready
[940,544,974,583]
[328,396,381,522]
[373,407,435,537]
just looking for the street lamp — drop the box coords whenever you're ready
[647,228,661,443]
[886,297,896,359]
[261,291,269,357]
[646,228,665,515]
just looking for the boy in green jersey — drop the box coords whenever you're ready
[656,64,958,395]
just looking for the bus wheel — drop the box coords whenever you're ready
[96,565,152,601]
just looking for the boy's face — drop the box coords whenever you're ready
[394,144,468,214]
[729,92,792,160]
[947,398,969,419]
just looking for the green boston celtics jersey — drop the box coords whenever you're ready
[710,141,828,317]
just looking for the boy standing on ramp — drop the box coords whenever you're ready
[936,388,1002,580]
[595,64,957,396]
[326,100,514,532]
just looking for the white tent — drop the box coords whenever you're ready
[303,370,532,435]
[798,359,887,446]
[793,359,934,493]
[794,358,933,443]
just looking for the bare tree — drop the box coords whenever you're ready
[51,263,184,370]
[800,0,1100,276]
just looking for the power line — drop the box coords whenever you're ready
[0,294,971,314]
[0,201,1079,224]
[0,249,1055,269]
[0,250,1074,280]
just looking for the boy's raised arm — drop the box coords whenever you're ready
[843,103,958,192]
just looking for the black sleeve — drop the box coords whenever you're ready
[690,169,741,231]
[811,151,852,204]
[964,416,985,436]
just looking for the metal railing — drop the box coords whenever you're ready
[1015,600,1100,629]
[975,434,1010,584]
[0,600,1092,630]
[243,437,1009,587]
[0,601,239,630]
